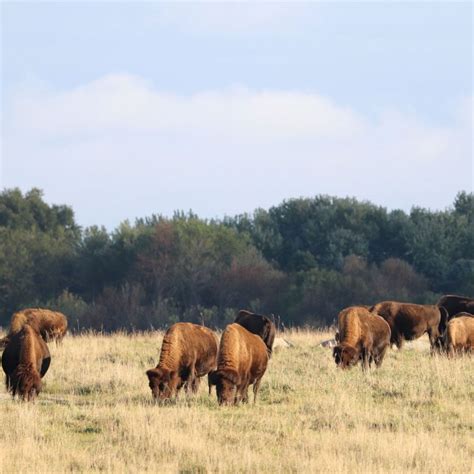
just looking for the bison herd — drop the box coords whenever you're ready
[1,294,473,403]
[333,295,474,371]
[146,311,274,405]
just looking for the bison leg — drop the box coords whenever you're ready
[181,365,196,396]
[232,383,245,405]
[427,327,440,354]
[207,371,216,395]
[394,334,404,350]
[375,346,388,368]
[187,364,197,395]
[253,378,262,404]
[241,385,249,404]
[191,376,200,394]
[431,336,444,355]
[236,383,249,404]
[361,348,370,372]
[447,344,455,359]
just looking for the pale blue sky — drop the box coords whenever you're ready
[1,2,472,228]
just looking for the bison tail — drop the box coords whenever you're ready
[438,306,449,334]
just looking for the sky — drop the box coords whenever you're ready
[1,2,472,229]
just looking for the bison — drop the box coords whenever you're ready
[437,295,474,319]
[234,310,276,357]
[370,301,446,351]
[333,306,391,371]
[1,308,68,348]
[444,314,474,357]
[146,323,218,401]
[209,323,269,405]
[2,324,51,401]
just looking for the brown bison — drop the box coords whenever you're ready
[234,310,276,357]
[445,314,474,357]
[437,295,474,319]
[209,323,269,405]
[370,301,446,350]
[146,323,218,401]
[2,324,51,401]
[1,308,68,347]
[333,306,391,371]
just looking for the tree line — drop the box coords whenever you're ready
[0,188,472,331]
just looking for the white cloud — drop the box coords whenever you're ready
[3,74,472,228]
[10,74,366,141]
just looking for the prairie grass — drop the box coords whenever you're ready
[0,329,473,473]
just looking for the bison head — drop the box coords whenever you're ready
[211,369,239,405]
[146,367,174,401]
[24,381,41,401]
[11,366,42,401]
[333,345,359,369]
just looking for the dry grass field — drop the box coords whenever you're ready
[0,329,473,473]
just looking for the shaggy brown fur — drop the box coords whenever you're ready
[437,295,474,319]
[2,324,51,401]
[234,310,276,357]
[1,308,68,347]
[370,301,444,350]
[145,323,218,401]
[208,323,269,405]
[445,315,474,358]
[333,306,391,371]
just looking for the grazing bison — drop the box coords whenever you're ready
[437,295,474,319]
[146,323,218,401]
[333,306,391,371]
[2,324,51,401]
[445,314,474,358]
[1,308,68,347]
[209,323,269,405]
[234,310,276,357]
[370,301,445,351]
